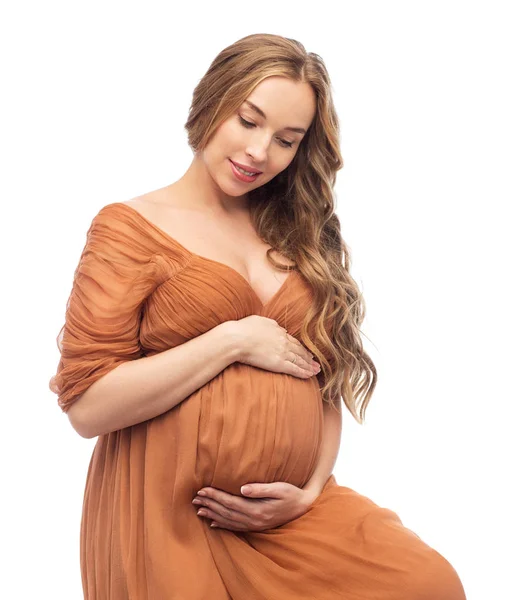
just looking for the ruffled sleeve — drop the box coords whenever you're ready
[49,204,164,413]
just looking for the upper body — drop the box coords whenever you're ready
[123,179,297,309]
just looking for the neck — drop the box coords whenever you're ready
[170,153,250,217]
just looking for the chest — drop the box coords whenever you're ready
[130,199,296,307]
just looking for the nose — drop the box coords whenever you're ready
[245,133,271,165]
[245,146,266,165]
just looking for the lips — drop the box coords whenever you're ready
[229,159,262,174]
[229,159,261,183]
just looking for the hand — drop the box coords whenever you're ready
[191,481,320,532]
[227,316,321,379]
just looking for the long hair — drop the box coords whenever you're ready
[184,33,377,424]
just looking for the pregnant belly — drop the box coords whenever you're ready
[194,363,324,496]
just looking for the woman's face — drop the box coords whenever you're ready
[202,76,316,198]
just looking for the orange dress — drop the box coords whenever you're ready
[50,203,466,599]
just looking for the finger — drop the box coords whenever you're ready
[288,351,315,370]
[285,332,303,349]
[196,507,248,531]
[195,496,253,525]
[284,331,304,349]
[197,488,259,517]
[286,352,318,377]
[241,482,287,500]
[285,333,316,363]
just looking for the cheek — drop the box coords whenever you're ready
[204,125,236,166]
[269,158,293,179]
[218,119,243,147]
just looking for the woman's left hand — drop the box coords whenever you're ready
[191,481,319,532]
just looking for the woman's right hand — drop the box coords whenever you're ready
[227,315,321,378]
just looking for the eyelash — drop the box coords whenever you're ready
[237,115,294,148]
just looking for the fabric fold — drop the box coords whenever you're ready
[49,202,466,599]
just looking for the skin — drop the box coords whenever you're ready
[192,481,321,532]
[130,75,318,305]
[176,76,319,531]
[173,75,317,216]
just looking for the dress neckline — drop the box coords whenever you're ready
[110,202,297,309]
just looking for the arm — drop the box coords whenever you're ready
[49,205,242,438]
[68,321,240,439]
[302,396,342,500]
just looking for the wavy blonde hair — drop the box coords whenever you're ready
[184,33,377,424]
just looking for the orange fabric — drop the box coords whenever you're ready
[50,203,466,599]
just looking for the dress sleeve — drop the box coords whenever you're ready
[49,205,163,413]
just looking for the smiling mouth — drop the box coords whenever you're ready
[228,160,262,183]
[229,159,262,176]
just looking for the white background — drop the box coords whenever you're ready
[1,1,524,598]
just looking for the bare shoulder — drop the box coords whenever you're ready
[122,187,165,210]
[120,185,176,220]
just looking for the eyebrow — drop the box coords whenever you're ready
[244,100,307,134]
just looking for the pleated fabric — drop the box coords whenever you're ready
[50,203,466,599]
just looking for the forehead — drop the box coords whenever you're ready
[244,76,316,130]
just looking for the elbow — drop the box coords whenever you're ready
[66,394,96,439]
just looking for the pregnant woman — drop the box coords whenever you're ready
[49,33,466,599]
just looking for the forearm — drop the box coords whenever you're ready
[69,321,239,439]
[303,397,342,497]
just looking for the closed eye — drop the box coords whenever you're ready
[237,115,294,148]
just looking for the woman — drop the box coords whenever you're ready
[50,33,466,599]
